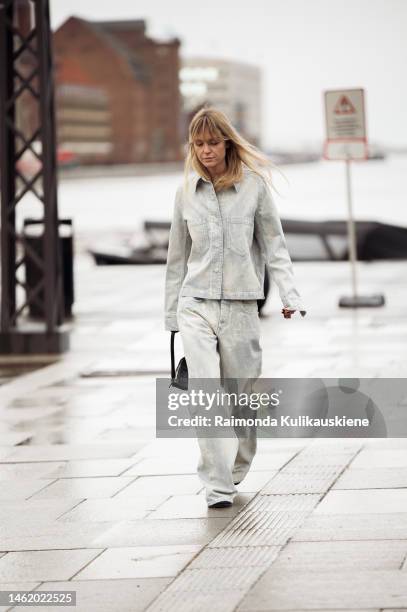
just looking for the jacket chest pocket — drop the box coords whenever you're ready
[187,219,209,253]
[227,217,254,256]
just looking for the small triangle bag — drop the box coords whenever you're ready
[169,331,189,390]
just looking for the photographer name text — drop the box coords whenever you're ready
[167,415,370,427]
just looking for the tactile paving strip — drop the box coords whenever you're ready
[145,448,360,611]
[262,464,344,494]
[209,510,312,547]
[146,587,246,612]
[164,566,266,592]
[288,445,361,467]
[208,494,320,547]
[188,545,281,569]
[302,442,362,454]
[251,493,322,512]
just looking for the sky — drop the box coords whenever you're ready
[50,0,407,150]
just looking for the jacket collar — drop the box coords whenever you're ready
[190,170,241,192]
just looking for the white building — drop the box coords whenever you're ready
[180,57,262,147]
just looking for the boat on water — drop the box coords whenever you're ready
[88,218,407,265]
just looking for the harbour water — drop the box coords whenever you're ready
[17,153,407,255]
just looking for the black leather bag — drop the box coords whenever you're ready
[169,331,189,390]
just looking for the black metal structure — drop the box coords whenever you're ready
[0,0,69,353]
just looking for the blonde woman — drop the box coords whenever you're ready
[165,107,306,508]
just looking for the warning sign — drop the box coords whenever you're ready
[324,88,368,160]
[333,95,356,115]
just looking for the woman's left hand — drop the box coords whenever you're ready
[281,308,307,319]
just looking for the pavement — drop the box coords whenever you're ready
[0,255,406,611]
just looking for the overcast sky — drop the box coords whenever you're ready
[51,0,407,150]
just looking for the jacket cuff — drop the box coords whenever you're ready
[165,314,179,332]
[281,294,306,312]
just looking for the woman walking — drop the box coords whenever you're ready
[164,107,306,508]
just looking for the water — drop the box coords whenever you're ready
[18,154,407,252]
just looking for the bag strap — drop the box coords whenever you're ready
[170,331,176,380]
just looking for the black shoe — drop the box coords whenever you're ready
[234,481,241,485]
[208,500,233,508]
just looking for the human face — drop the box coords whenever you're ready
[193,129,227,177]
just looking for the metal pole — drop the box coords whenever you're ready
[0,0,16,329]
[35,0,64,331]
[345,155,358,300]
[0,0,69,353]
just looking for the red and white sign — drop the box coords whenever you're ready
[323,88,368,160]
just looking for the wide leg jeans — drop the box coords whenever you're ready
[176,295,263,505]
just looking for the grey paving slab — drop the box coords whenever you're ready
[1,406,62,424]
[0,433,33,446]
[188,545,281,569]
[0,499,84,522]
[93,518,231,547]
[57,375,151,389]
[350,449,407,468]
[333,467,407,489]
[314,488,407,514]
[2,443,145,462]
[0,549,102,582]
[0,462,66,480]
[0,449,15,461]
[28,476,135,499]
[0,480,55,501]
[291,512,407,541]
[363,438,407,450]
[122,457,199,476]
[58,495,170,522]
[73,544,202,579]
[7,384,88,403]
[93,426,155,444]
[52,386,134,406]
[233,470,277,492]
[254,439,309,452]
[43,458,140,478]
[0,521,115,552]
[25,578,172,612]
[115,474,203,497]
[271,540,407,570]
[147,493,255,519]
[262,465,344,494]
[56,402,124,418]
[248,451,299,471]
[133,438,305,462]
[237,569,407,610]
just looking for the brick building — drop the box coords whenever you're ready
[53,17,182,164]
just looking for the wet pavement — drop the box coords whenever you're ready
[0,255,406,611]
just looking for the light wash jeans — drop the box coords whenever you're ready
[176,295,262,505]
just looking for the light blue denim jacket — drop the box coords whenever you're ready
[164,165,306,331]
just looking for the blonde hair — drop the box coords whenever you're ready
[184,106,286,194]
